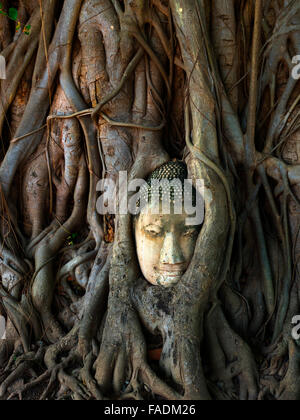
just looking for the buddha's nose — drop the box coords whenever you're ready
[160,232,185,265]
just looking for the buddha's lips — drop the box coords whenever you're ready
[158,269,185,277]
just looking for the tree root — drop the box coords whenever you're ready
[0,343,45,398]
[94,302,181,400]
[1,0,299,403]
[91,48,145,123]
[206,304,259,400]
[80,351,103,400]
[57,368,91,400]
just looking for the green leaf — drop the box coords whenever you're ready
[23,24,31,35]
[8,7,18,21]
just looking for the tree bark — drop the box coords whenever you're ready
[0,0,300,401]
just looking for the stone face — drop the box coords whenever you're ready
[134,163,200,288]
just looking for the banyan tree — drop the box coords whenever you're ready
[0,0,300,400]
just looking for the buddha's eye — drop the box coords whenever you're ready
[144,224,163,237]
[183,227,198,237]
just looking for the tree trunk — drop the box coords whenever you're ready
[0,0,300,400]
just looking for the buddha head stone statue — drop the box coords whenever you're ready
[134,161,200,288]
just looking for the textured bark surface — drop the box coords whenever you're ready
[0,0,300,400]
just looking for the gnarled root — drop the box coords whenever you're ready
[94,300,181,400]
[206,304,259,401]
[275,340,300,400]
